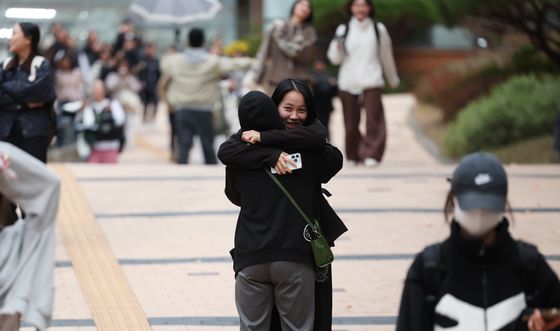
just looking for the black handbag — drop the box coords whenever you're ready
[265,170,334,268]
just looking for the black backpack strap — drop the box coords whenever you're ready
[373,20,380,45]
[342,20,380,45]
[340,20,381,55]
[517,240,539,308]
[422,243,444,313]
[343,21,350,40]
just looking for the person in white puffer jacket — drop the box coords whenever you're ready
[0,142,60,331]
[327,0,399,167]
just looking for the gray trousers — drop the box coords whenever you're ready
[235,261,315,331]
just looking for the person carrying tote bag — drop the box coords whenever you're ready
[223,90,342,330]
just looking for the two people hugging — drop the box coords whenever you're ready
[218,78,347,330]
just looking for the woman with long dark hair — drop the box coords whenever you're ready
[218,79,347,330]
[0,22,56,163]
[327,0,399,167]
[254,0,317,94]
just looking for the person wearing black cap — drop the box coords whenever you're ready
[396,152,560,331]
[223,90,343,330]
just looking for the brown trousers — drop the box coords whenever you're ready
[339,88,387,162]
[0,314,21,331]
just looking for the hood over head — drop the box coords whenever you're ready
[238,91,284,131]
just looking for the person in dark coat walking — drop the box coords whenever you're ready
[137,42,161,123]
[396,152,560,331]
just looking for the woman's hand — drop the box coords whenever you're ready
[242,130,261,144]
[528,309,560,331]
[274,152,297,175]
[0,153,17,179]
[0,153,10,171]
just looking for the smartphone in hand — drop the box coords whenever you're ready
[271,153,302,174]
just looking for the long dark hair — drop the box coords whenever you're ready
[271,78,317,125]
[345,0,375,19]
[7,22,42,71]
[290,0,314,25]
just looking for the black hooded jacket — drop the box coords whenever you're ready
[397,220,560,331]
[218,106,347,245]
[224,91,343,272]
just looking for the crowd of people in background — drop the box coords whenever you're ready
[0,0,400,168]
[42,18,162,163]
[2,1,559,330]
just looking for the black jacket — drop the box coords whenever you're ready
[218,121,347,245]
[397,220,560,331]
[222,91,343,272]
[0,56,56,139]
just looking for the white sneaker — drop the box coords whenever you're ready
[364,158,379,167]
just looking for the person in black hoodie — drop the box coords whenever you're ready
[224,89,342,330]
[218,79,347,330]
[397,152,560,331]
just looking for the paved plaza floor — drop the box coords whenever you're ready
[24,94,560,330]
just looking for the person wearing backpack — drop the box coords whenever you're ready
[81,79,125,163]
[396,152,560,331]
[327,0,399,167]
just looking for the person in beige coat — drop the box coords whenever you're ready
[254,0,317,95]
[0,142,60,331]
[160,28,253,164]
[327,0,400,167]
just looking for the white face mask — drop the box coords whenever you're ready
[453,198,504,237]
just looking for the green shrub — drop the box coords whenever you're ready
[445,74,560,157]
[414,46,560,122]
[413,52,512,120]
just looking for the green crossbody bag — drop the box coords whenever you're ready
[265,170,334,268]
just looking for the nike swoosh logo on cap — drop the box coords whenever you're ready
[474,173,492,185]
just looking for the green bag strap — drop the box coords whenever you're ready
[265,169,320,235]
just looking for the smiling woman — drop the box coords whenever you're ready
[271,79,316,128]
[217,79,346,331]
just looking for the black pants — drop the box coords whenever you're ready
[3,120,50,163]
[174,109,217,164]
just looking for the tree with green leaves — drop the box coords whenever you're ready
[313,0,560,65]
